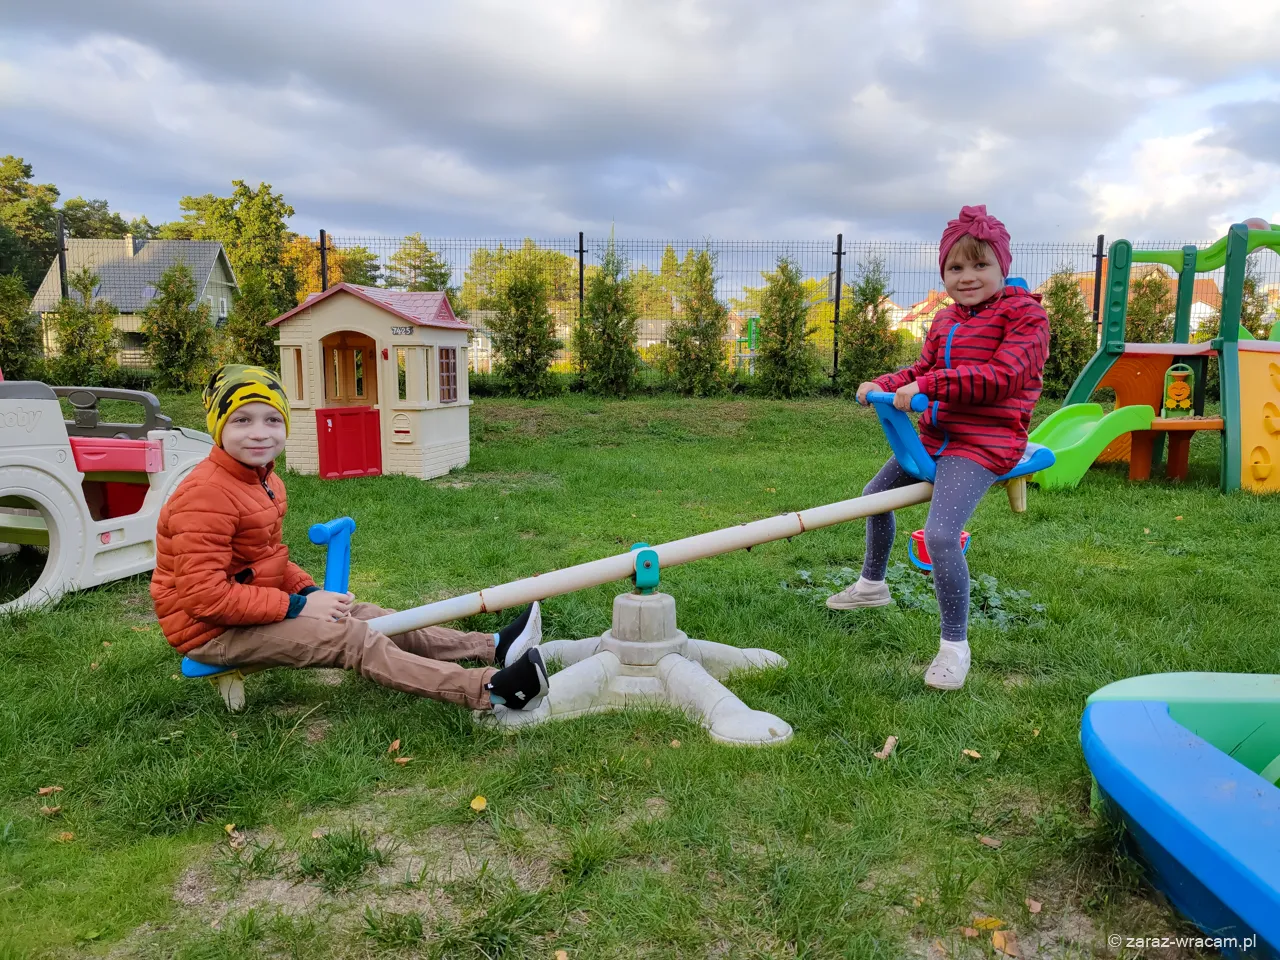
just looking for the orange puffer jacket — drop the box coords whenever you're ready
[151,445,316,653]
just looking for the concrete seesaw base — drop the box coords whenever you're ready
[474,591,793,747]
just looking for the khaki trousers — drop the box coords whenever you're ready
[186,603,496,709]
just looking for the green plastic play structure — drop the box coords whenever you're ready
[1029,221,1280,493]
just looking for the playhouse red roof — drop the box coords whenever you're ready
[269,283,471,330]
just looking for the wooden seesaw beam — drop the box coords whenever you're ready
[368,482,935,636]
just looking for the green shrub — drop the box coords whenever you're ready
[0,272,43,380]
[755,257,820,398]
[1040,267,1096,398]
[48,267,117,386]
[141,262,214,390]
[668,249,727,396]
[489,257,562,398]
[837,255,899,393]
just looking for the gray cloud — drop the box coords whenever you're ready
[2,0,1279,242]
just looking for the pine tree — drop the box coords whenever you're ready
[0,272,43,380]
[1040,268,1095,397]
[489,257,562,398]
[223,268,279,366]
[837,255,899,394]
[755,256,818,398]
[49,267,117,385]
[667,249,727,396]
[579,236,639,396]
[141,262,214,390]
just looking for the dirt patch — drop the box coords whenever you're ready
[172,867,208,908]
[305,720,331,744]
[431,471,561,493]
[310,669,344,687]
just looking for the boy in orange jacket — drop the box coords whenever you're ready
[151,365,548,711]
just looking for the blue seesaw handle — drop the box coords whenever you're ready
[308,517,356,594]
[864,390,930,413]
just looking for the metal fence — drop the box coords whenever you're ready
[29,233,1280,373]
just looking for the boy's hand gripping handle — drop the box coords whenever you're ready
[308,517,356,594]
[864,389,930,412]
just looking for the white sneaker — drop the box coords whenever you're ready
[925,641,970,690]
[825,577,892,611]
[499,601,542,667]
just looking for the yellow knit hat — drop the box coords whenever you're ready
[202,364,291,445]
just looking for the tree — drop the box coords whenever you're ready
[158,181,298,312]
[386,234,452,291]
[837,255,900,393]
[60,197,130,239]
[1126,269,1174,343]
[755,256,819,398]
[489,256,562,398]
[1039,268,1095,398]
[1240,253,1272,339]
[578,235,639,396]
[141,262,214,389]
[282,236,381,304]
[49,267,117,385]
[667,249,727,396]
[0,273,43,380]
[223,269,280,367]
[0,156,59,291]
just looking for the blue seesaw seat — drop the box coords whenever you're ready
[864,391,1055,484]
[181,657,233,678]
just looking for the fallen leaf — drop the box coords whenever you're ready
[90,662,99,671]
[961,927,979,938]
[911,895,923,907]
[670,739,681,749]
[39,806,61,816]
[555,952,569,960]
[1032,728,1040,737]
[387,739,401,754]
[132,626,150,632]
[1175,515,1183,521]
[1025,898,1042,914]
[311,828,329,839]
[973,915,1004,930]
[102,641,111,647]
[55,831,75,843]
[1143,527,1150,534]
[223,823,236,835]
[932,938,948,957]
[766,487,777,493]
[470,795,487,812]
[873,735,899,759]
[979,836,1003,849]
[393,756,413,765]
[962,749,982,759]
[37,786,63,796]
[992,929,1020,956]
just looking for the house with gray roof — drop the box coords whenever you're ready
[31,237,239,364]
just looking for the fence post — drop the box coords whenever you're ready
[1091,233,1104,346]
[576,231,586,378]
[319,229,328,291]
[831,233,844,387]
[56,213,68,300]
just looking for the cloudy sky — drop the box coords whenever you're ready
[2,0,1278,242]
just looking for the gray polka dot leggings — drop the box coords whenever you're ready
[860,455,997,643]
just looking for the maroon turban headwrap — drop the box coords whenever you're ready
[938,205,1011,278]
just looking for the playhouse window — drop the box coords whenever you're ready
[439,347,458,403]
[328,349,343,399]
[395,345,430,404]
[354,349,366,399]
[280,346,306,404]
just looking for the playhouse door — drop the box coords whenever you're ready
[316,406,382,479]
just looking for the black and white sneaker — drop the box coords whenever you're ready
[495,601,542,668]
[485,648,549,711]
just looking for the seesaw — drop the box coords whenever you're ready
[184,393,1054,745]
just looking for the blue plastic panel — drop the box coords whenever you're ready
[180,656,235,679]
[1081,700,1280,954]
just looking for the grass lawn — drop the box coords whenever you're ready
[2,393,1277,959]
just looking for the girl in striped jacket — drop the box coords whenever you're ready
[826,206,1049,690]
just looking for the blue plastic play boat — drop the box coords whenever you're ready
[1081,673,1280,957]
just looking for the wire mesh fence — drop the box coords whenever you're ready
[25,233,1280,373]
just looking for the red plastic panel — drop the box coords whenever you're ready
[70,437,163,473]
[103,481,148,517]
[316,406,382,479]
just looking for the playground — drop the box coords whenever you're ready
[3,387,1278,958]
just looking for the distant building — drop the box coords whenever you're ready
[31,237,239,365]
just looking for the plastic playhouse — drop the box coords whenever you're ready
[1030,220,1280,493]
[1082,673,1280,956]
[0,380,213,613]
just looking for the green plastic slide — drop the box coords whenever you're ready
[1028,403,1155,489]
